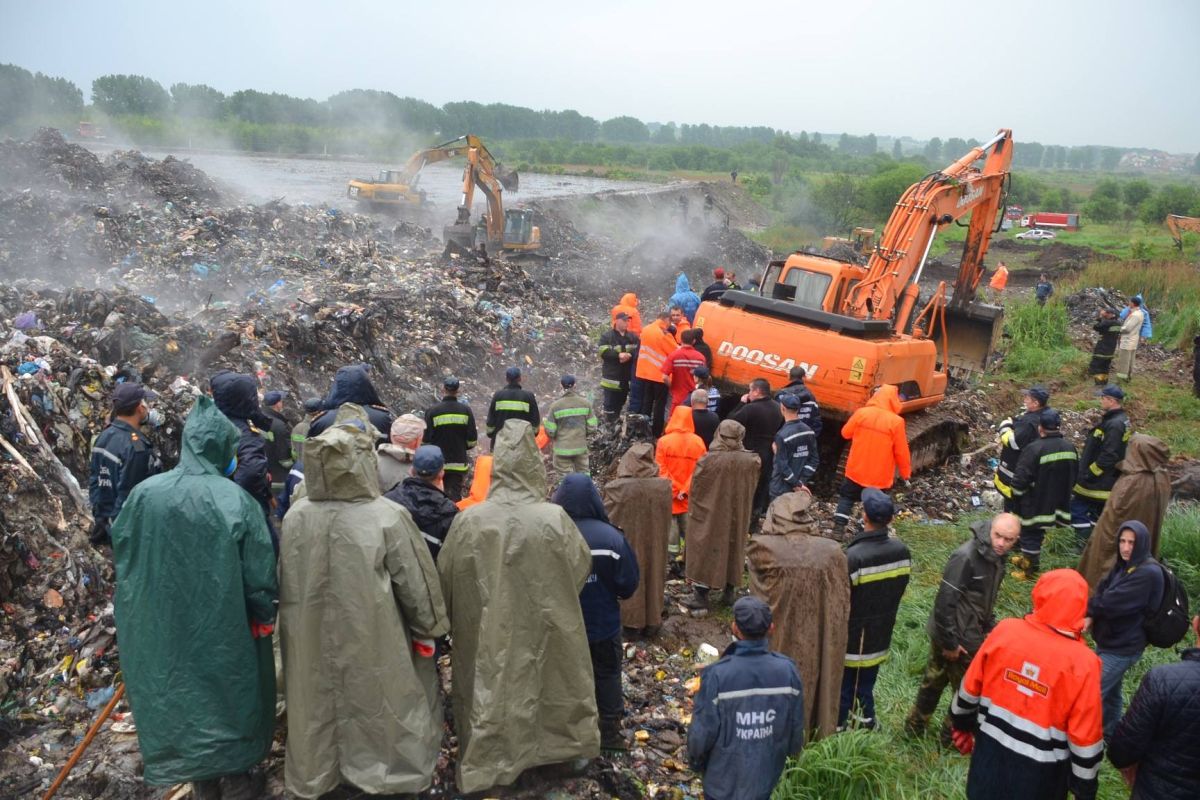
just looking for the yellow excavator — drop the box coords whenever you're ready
[1166,214,1200,252]
[821,227,876,258]
[346,134,518,211]
[442,137,541,257]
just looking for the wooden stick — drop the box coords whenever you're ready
[41,683,125,800]
[2,366,90,516]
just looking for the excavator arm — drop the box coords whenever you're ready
[1166,214,1200,251]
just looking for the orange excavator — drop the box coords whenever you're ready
[696,129,1013,469]
[1166,214,1200,253]
[441,137,541,258]
[346,134,518,211]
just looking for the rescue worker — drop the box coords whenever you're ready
[1078,433,1171,589]
[670,273,701,323]
[553,473,640,751]
[730,378,785,519]
[1107,613,1200,798]
[993,386,1052,512]
[949,570,1103,800]
[682,420,759,611]
[112,395,277,800]
[1036,273,1054,305]
[1114,296,1145,381]
[694,365,720,413]
[778,365,821,437]
[211,370,275,528]
[689,388,720,448]
[691,327,713,368]
[661,328,707,410]
[544,374,599,479]
[987,261,1008,303]
[700,267,729,302]
[598,311,639,422]
[747,491,849,739]
[88,382,161,545]
[833,385,911,538]
[484,366,540,449]
[280,410,449,798]
[438,420,599,793]
[840,489,911,729]
[610,292,643,335]
[603,442,673,638]
[687,597,805,800]
[905,513,1020,744]
[262,389,293,502]
[385,444,460,561]
[1070,385,1131,547]
[634,311,674,435]
[377,413,424,493]
[1007,409,1078,580]
[289,397,324,468]
[310,364,394,440]
[656,405,707,568]
[768,392,819,500]
[668,304,692,342]
[1087,308,1122,384]
[455,453,492,511]
[423,376,477,501]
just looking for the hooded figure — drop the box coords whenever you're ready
[611,292,643,334]
[438,420,599,793]
[656,404,709,561]
[309,364,395,440]
[210,369,275,523]
[112,395,277,788]
[603,443,673,634]
[670,273,702,323]
[747,492,850,739]
[1077,434,1171,589]
[280,411,449,798]
[834,384,911,533]
[951,570,1103,800]
[685,420,760,595]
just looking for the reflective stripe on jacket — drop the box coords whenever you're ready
[544,392,599,456]
[844,528,911,667]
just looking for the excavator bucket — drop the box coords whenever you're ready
[940,302,1003,375]
[497,167,519,193]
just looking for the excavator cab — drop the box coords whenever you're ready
[762,256,867,313]
[503,209,539,247]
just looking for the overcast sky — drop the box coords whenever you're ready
[2,0,1196,152]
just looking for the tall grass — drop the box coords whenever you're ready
[1000,298,1086,379]
[1074,259,1200,348]
[1159,501,1200,601]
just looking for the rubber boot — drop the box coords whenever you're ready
[681,586,710,611]
[600,716,628,752]
[191,780,221,800]
[220,770,265,800]
[1010,552,1039,582]
[720,586,736,606]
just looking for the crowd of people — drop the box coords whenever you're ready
[82,270,1196,800]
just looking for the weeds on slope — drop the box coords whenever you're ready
[1000,297,1086,379]
[1074,259,1200,348]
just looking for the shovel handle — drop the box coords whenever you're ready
[42,683,126,800]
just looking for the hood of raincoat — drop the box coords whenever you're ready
[1119,434,1169,474]
[620,292,638,308]
[487,419,546,503]
[867,384,901,414]
[1116,519,1153,566]
[178,394,239,477]
[615,442,658,478]
[761,490,817,536]
[210,369,272,428]
[710,419,746,452]
[304,409,380,502]
[663,404,696,436]
[326,364,384,408]
[1029,568,1088,636]
[970,518,1003,563]
[674,274,692,294]
[553,473,611,524]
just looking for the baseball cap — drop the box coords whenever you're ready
[692,365,711,379]
[560,374,576,388]
[112,383,150,413]
[412,444,445,477]
[714,267,725,279]
[861,488,895,524]
[733,596,772,638]
[1022,386,1050,405]
[1099,384,1125,400]
[263,390,286,406]
[778,392,803,410]
[443,376,461,390]
[303,397,324,413]
[505,366,522,382]
[1039,409,1062,430]
[614,311,630,321]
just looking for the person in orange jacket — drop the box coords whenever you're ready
[833,385,912,537]
[655,405,707,565]
[456,454,493,511]
[988,262,1009,303]
[635,311,676,436]
[611,292,643,335]
[949,569,1103,800]
[668,305,692,344]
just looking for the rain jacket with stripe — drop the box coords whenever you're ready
[1073,407,1131,502]
[485,382,540,445]
[1009,431,1078,528]
[994,406,1046,499]
[635,319,674,383]
[598,326,639,390]
[844,525,911,669]
[424,396,478,476]
[544,390,598,457]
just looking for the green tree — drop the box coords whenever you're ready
[1138,184,1200,224]
[944,137,968,158]
[891,139,902,159]
[1091,179,1123,202]
[171,83,226,119]
[923,137,943,161]
[1008,173,1047,207]
[1122,179,1153,208]
[651,121,677,144]
[811,174,866,231]
[863,163,925,219]
[599,115,649,143]
[92,74,170,116]
[1082,195,1122,223]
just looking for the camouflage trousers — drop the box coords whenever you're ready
[905,642,972,742]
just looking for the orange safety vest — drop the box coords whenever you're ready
[989,265,1009,291]
[635,320,673,383]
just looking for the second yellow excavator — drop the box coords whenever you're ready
[441,137,541,257]
[346,134,518,211]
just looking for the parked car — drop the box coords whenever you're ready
[1016,229,1057,241]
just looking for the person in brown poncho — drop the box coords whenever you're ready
[747,491,850,739]
[603,442,673,637]
[682,420,760,611]
[1077,433,1171,589]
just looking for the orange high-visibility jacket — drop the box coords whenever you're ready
[989,264,1009,291]
[456,455,493,510]
[655,405,707,514]
[841,385,912,489]
[611,293,643,335]
[635,320,674,383]
[950,569,1103,799]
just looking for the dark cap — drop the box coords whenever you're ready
[614,311,630,321]
[560,374,576,387]
[263,390,286,406]
[1099,384,1125,400]
[861,488,895,524]
[1039,409,1062,430]
[443,376,461,390]
[413,444,445,477]
[505,366,522,383]
[1022,386,1050,405]
[733,596,772,638]
[778,392,803,410]
[303,397,324,413]
[692,365,711,379]
[112,382,150,413]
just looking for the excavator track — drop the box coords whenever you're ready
[904,408,970,473]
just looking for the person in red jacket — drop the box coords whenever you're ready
[950,569,1103,800]
[655,405,707,568]
[833,385,912,538]
[662,329,708,411]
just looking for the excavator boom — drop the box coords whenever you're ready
[346,134,518,211]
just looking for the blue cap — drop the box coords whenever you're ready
[778,392,803,410]
[112,382,150,413]
[692,365,711,378]
[413,444,445,477]
[263,390,285,406]
[505,366,522,383]
[733,596,772,638]
[303,397,324,413]
[1039,409,1062,430]
[1099,384,1125,400]
[443,376,461,389]
[861,488,895,524]
[561,374,576,387]
[1022,385,1050,406]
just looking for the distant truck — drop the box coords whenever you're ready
[1020,212,1080,231]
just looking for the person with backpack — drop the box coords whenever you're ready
[1084,520,1165,738]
